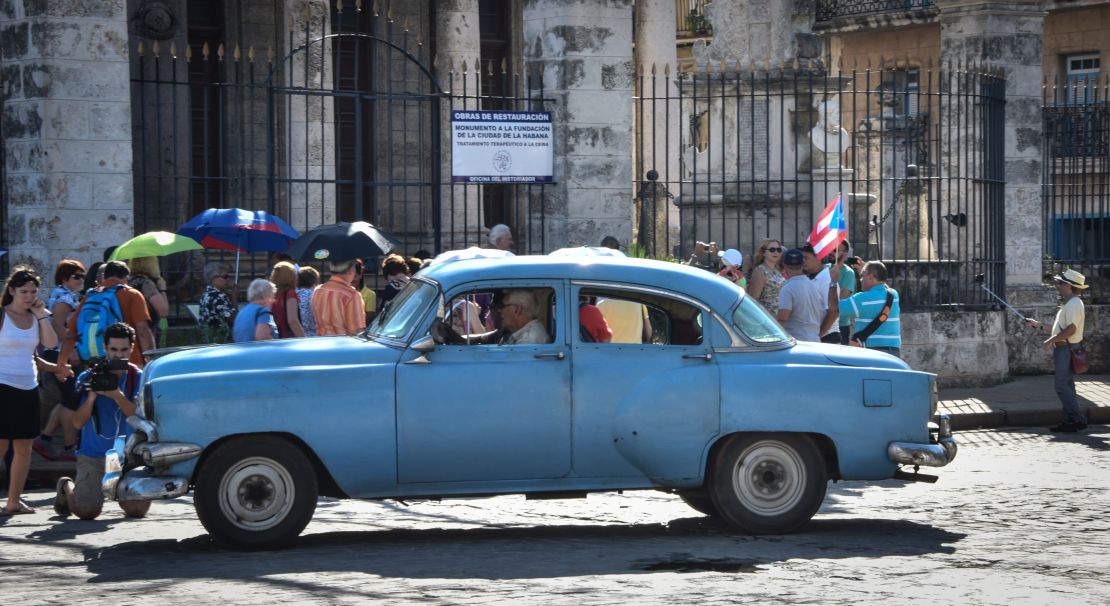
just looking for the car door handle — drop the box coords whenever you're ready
[534,352,565,361]
[682,353,713,362]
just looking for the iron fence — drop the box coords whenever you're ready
[1043,78,1110,302]
[129,9,552,316]
[815,0,936,22]
[634,59,1007,311]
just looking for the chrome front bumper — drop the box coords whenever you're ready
[102,425,201,502]
[887,414,958,468]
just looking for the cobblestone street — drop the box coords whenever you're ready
[2,426,1108,604]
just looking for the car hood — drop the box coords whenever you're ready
[143,336,402,382]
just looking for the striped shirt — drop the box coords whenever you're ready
[839,284,900,349]
[311,276,366,336]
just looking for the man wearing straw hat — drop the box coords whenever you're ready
[1025,268,1089,433]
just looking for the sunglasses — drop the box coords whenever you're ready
[71,273,86,280]
[765,247,783,253]
[217,274,231,279]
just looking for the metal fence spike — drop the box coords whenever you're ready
[500,57,507,74]
[137,40,144,57]
[372,0,379,17]
[664,63,671,77]
[336,0,344,11]
[217,43,225,61]
[152,40,160,58]
[248,45,256,62]
[202,41,209,61]
[268,46,274,64]
[650,62,656,76]
[169,40,177,59]
[461,59,467,73]
[486,59,493,76]
[233,44,241,61]
[356,0,362,11]
[185,44,192,62]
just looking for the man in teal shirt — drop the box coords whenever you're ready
[838,261,900,357]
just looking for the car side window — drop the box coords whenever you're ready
[445,287,556,345]
[579,288,703,346]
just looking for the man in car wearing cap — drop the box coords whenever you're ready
[1025,269,1089,433]
[776,248,824,342]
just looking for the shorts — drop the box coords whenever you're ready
[74,455,107,512]
[38,351,83,411]
[0,383,41,439]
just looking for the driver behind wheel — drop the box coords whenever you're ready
[53,322,150,520]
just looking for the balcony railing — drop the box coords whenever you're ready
[816,0,935,22]
[1045,106,1110,158]
[676,0,712,38]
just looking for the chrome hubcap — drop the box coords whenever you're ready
[219,457,295,531]
[732,441,806,516]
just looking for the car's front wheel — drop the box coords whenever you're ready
[708,433,827,534]
[194,435,318,549]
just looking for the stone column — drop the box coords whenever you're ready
[436,0,483,250]
[937,0,1045,290]
[1,0,134,271]
[523,0,634,250]
[633,0,678,256]
[282,0,335,231]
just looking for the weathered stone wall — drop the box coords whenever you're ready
[523,0,634,249]
[2,0,134,271]
[1043,4,1110,84]
[903,309,1009,387]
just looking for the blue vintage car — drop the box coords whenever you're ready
[103,256,955,548]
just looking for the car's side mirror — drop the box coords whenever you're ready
[410,334,436,353]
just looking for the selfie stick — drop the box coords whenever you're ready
[973,273,1025,320]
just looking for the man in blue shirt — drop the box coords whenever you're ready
[54,322,149,520]
[838,261,901,357]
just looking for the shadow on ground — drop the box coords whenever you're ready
[78,517,963,582]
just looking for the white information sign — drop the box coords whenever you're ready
[451,111,553,183]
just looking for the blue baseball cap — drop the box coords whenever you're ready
[783,248,805,266]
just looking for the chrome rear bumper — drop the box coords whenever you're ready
[887,414,958,468]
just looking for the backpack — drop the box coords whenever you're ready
[76,285,125,361]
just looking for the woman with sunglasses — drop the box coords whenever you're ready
[31,259,86,461]
[198,262,235,344]
[746,239,787,315]
[1,266,61,515]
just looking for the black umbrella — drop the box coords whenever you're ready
[286,221,401,263]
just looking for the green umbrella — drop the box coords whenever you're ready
[109,231,204,261]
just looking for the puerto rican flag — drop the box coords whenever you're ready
[807,194,846,260]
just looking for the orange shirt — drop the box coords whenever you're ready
[311,276,366,336]
[66,283,152,366]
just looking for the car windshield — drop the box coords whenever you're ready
[732,295,791,344]
[366,279,439,341]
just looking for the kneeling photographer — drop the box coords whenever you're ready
[54,322,150,520]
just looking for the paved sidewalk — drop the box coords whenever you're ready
[939,373,1110,430]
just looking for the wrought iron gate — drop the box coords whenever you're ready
[633,60,1007,311]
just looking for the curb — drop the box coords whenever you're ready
[947,405,1110,431]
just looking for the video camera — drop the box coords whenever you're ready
[77,357,129,392]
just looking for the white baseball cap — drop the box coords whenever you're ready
[718,248,742,267]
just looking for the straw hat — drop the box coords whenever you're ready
[1054,268,1089,289]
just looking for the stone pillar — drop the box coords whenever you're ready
[436,0,483,250]
[523,0,634,250]
[695,0,822,66]
[633,0,678,255]
[282,0,335,231]
[937,0,1045,290]
[1,0,134,271]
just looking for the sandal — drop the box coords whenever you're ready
[1,501,36,516]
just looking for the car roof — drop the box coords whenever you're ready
[418,255,744,311]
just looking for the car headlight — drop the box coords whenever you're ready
[140,384,154,420]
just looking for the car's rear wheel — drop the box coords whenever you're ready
[708,433,827,534]
[677,489,721,518]
[194,435,318,549]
